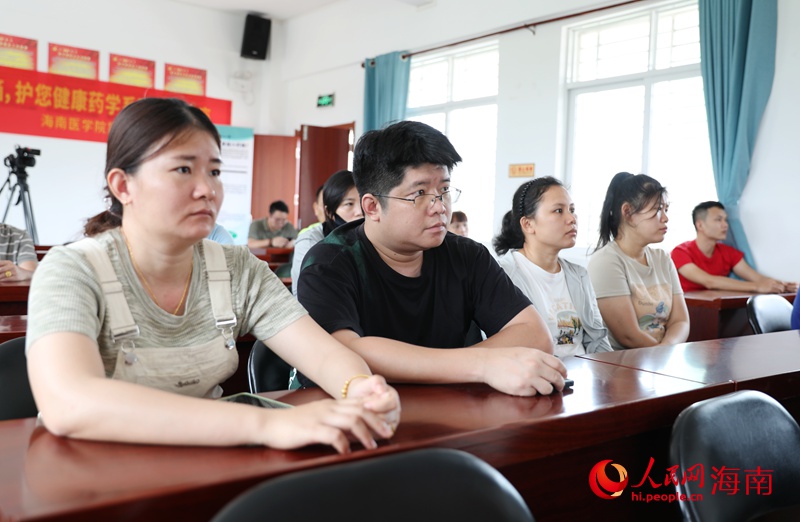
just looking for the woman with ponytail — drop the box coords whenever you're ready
[587,172,688,349]
[494,177,610,356]
[26,97,399,451]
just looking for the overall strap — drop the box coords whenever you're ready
[201,239,237,348]
[69,237,139,342]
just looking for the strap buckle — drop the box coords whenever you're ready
[216,317,237,350]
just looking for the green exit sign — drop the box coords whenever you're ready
[317,93,335,107]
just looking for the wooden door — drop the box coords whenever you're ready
[295,125,351,229]
[251,135,298,225]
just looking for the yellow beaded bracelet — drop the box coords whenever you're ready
[341,374,371,399]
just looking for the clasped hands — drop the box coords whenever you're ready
[266,375,400,455]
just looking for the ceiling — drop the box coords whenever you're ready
[173,0,433,20]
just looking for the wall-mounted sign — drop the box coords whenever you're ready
[110,54,155,88]
[0,65,231,143]
[48,43,99,80]
[165,64,206,96]
[317,93,334,107]
[216,125,254,245]
[509,163,535,178]
[0,34,37,70]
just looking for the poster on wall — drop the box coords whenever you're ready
[164,64,206,96]
[0,65,231,143]
[215,125,254,245]
[0,34,37,70]
[48,43,99,80]
[109,54,155,88]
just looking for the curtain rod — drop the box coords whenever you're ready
[363,0,647,67]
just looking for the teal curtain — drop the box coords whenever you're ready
[699,0,777,266]
[363,51,410,132]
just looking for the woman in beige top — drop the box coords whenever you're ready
[26,98,399,453]
[587,172,689,349]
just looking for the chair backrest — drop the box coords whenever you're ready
[746,295,793,334]
[211,448,534,522]
[246,340,292,393]
[273,262,291,278]
[0,336,38,421]
[670,390,800,522]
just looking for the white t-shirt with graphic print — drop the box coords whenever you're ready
[513,251,585,357]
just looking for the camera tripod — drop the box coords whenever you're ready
[0,169,38,244]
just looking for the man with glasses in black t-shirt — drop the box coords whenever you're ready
[297,121,567,396]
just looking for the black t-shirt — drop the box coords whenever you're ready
[297,220,532,348]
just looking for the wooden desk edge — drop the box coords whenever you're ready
[684,291,795,310]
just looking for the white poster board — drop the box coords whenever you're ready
[215,125,253,245]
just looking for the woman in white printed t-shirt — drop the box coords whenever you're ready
[587,172,689,350]
[494,176,611,357]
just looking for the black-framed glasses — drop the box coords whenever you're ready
[373,187,461,209]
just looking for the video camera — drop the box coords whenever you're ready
[4,146,41,172]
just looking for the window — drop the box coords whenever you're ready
[406,42,499,244]
[565,0,715,254]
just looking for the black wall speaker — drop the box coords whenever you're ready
[241,14,271,60]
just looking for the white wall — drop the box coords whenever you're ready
[1,0,271,243]
[494,23,565,240]
[743,0,800,281]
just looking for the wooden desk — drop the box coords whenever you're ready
[578,330,800,403]
[683,290,795,341]
[34,245,53,261]
[0,356,729,522]
[248,247,293,264]
[0,314,26,343]
[0,280,30,315]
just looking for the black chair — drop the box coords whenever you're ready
[246,340,293,393]
[273,262,291,278]
[0,336,38,421]
[670,390,800,522]
[211,448,534,522]
[746,295,793,334]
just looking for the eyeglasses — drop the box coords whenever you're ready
[373,187,461,209]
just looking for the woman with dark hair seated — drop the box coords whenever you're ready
[26,98,399,452]
[587,172,689,350]
[291,169,363,295]
[494,177,611,356]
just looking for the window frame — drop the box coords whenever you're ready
[405,40,500,134]
[405,41,500,245]
[561,0,709,251]
[564,62,703,187]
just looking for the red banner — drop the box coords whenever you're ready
[0,34,37,70]
[165,64,206,96]
[110,54,155,88]
[48,43,99,80]
[0,65,231,143]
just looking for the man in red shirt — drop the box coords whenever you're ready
[671,201,796,293]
